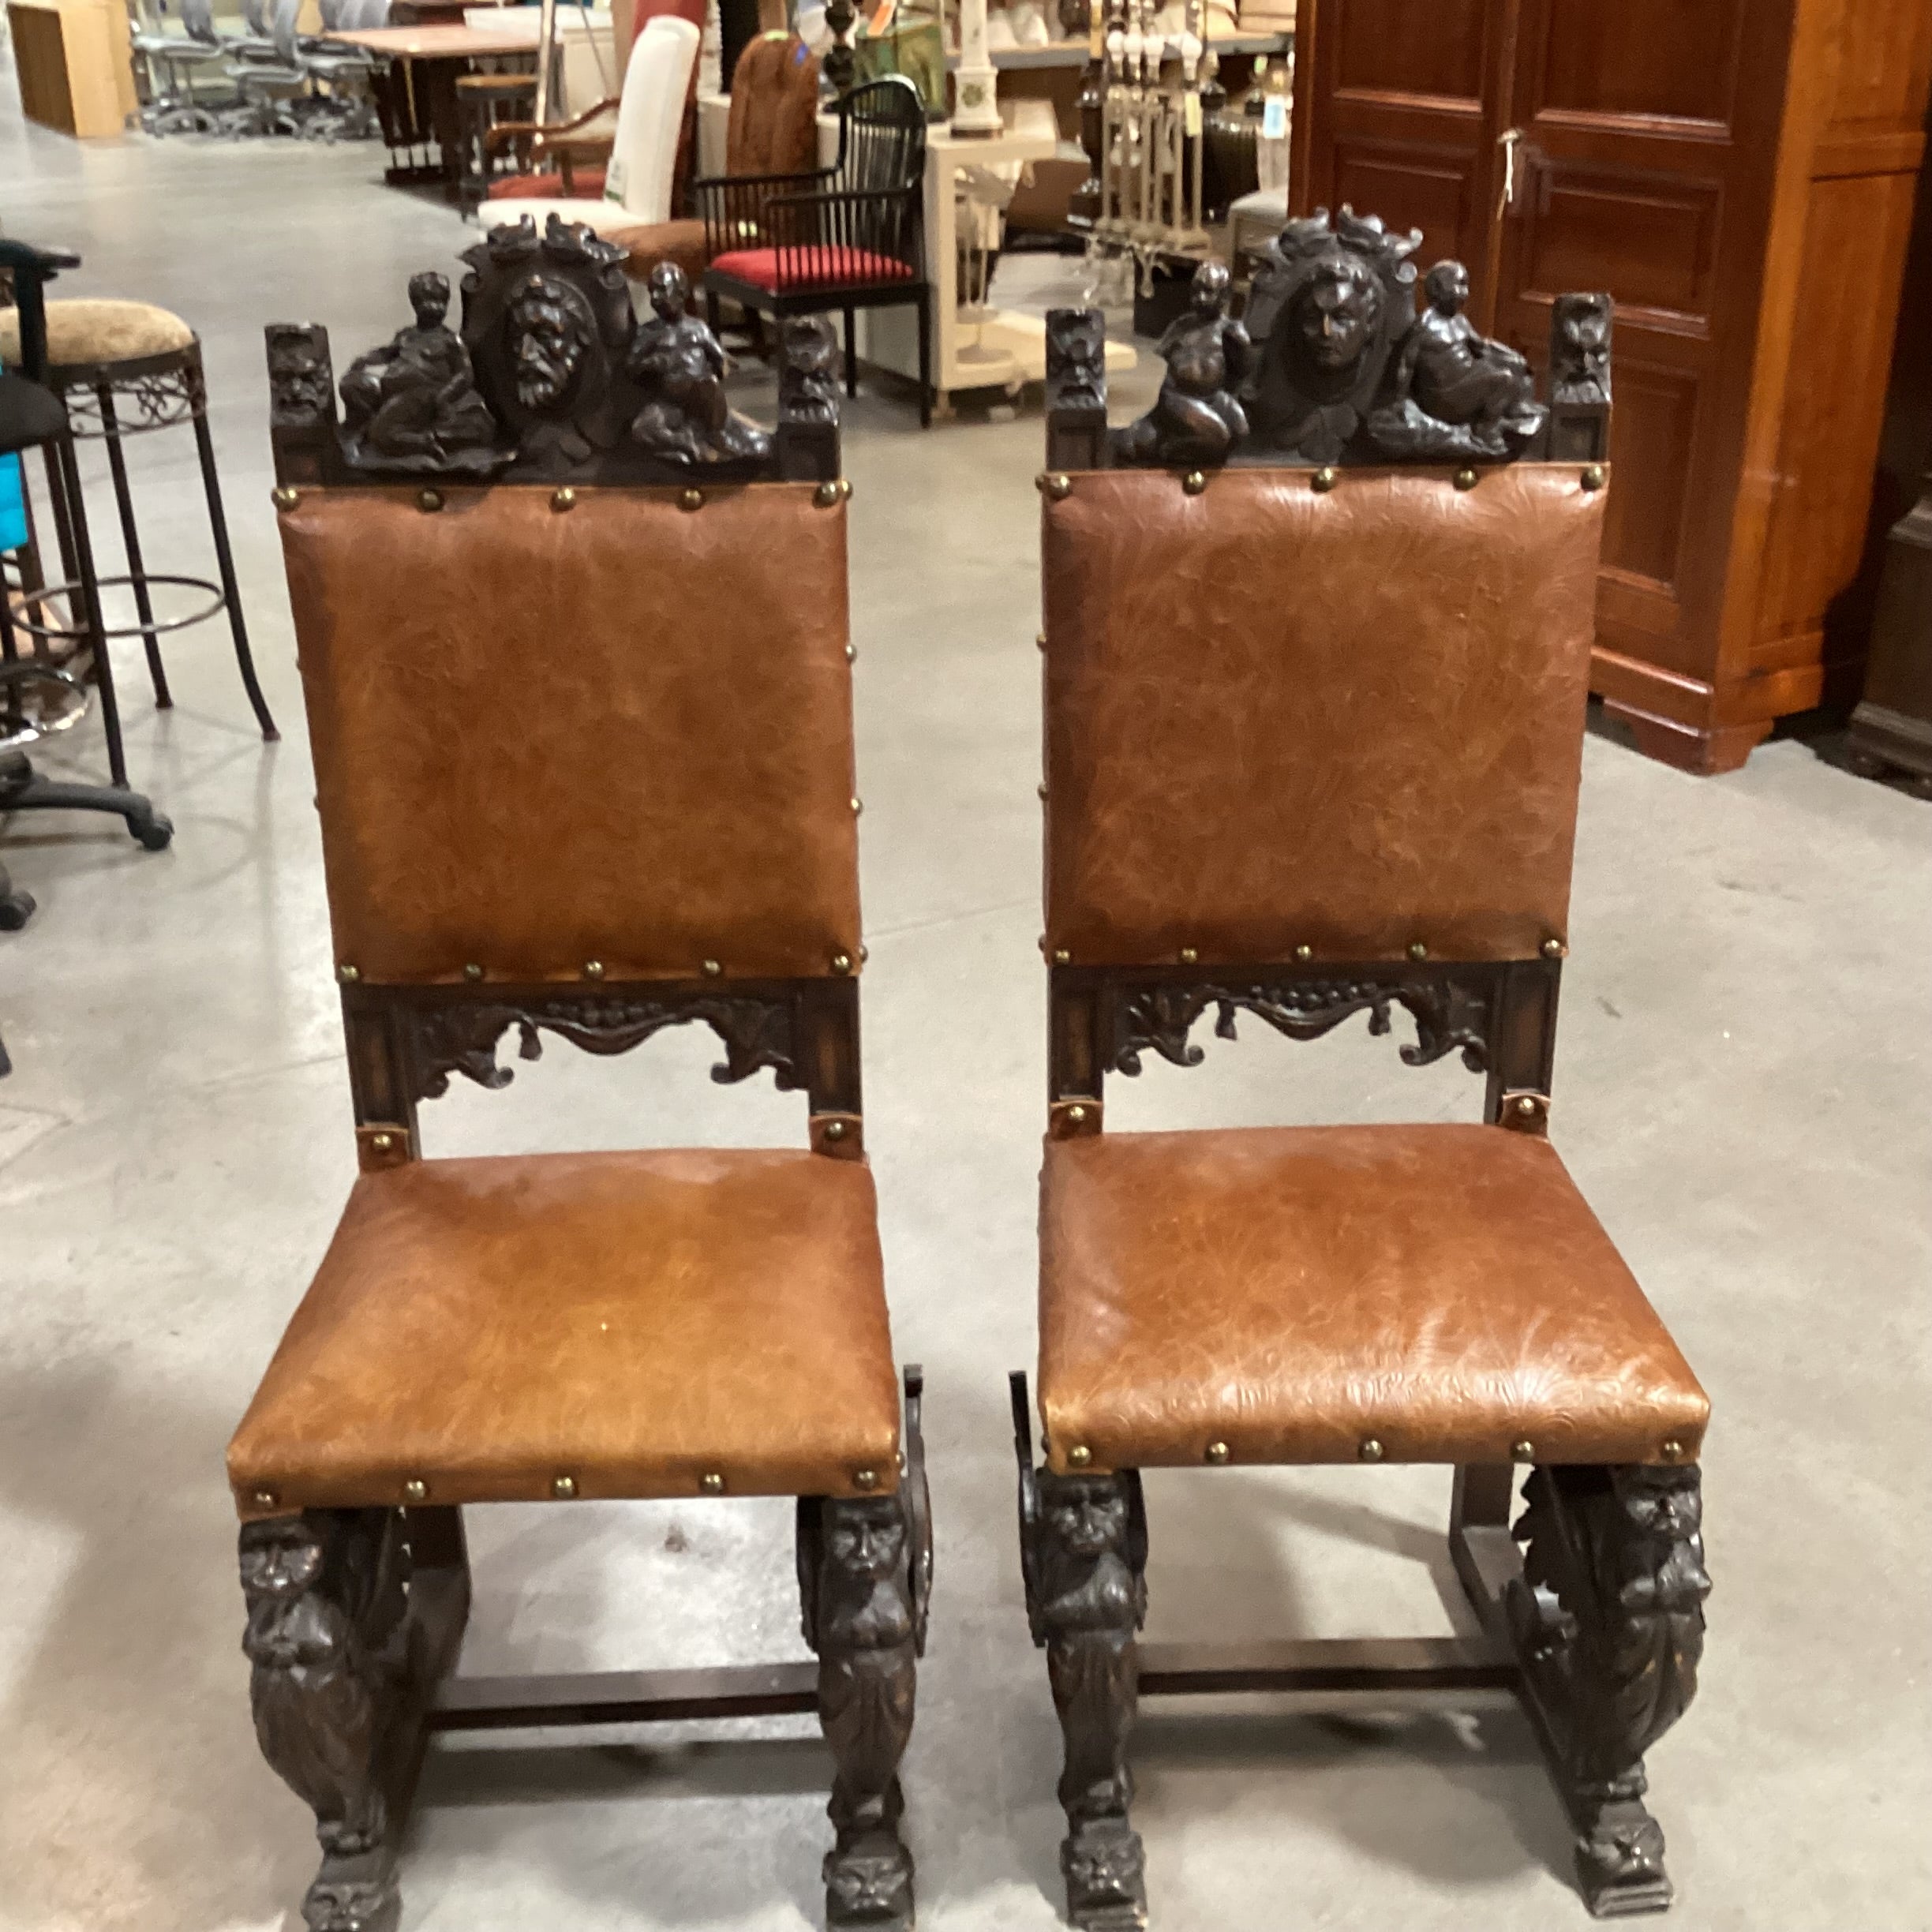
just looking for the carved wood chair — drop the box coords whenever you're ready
[230,220,925,1932]
[1014,217,1711,1928]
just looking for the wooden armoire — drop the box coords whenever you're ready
[1290,0,1932,773]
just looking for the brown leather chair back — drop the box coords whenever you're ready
[283,484,859,988]
[1041,464,1607,969]
[725,32,820,178]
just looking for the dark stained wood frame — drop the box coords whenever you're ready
[242,272,930,1932]
[1024,244,1710,1923]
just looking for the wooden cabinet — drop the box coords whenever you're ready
[1290,0,1932,773]
[7,0,137,139]
[1847,136,1932,792]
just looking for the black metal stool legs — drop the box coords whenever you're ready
[82,362,279,741]
[2,490,175,851]
[52,432,129,788]
[95,383,171,710]
[0,856,32,930]
[190,388,278,740]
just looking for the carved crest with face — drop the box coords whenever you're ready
[1290,256,1383,382]
[1240,206,1421,459]
[506,275,595,413]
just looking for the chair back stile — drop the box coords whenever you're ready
[1036,222,1616,1136]
[263,217,858,1169]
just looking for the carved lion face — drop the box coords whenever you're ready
[1047,1483,1127,1558]
[507,277,593,411]
[1292,258,1380,373]
[829,1498,904,1579]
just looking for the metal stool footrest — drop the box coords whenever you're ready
[6,572,230,642]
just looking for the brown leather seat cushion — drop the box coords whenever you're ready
[228,1148,900,1518]
[1038,1124,1708,1472]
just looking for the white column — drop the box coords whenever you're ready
[953,0,1002,133]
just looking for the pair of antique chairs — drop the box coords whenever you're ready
[230,208,1710,1932]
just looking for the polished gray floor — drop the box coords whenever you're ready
[3,84,1930,1932]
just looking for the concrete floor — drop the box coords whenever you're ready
[3,77,1931,1932]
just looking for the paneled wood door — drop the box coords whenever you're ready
[1488,0,1795,755]
[1288,0,1515,307]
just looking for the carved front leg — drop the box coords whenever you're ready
[799,1494,919,1932]
[1026,1470,1149,1932]
[1507,1465,1710,1918]
[239,1509,411,1932]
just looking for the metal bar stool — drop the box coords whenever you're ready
[0,291,279,740]
[1,240,174,900]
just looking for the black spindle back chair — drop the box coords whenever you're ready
[702,75,931,426]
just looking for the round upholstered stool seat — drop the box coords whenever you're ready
[0,295,275,739]
[0,299,196,376]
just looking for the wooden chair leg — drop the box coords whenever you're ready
[238,1507,466,1932]
[799,1492,919,1932]
[1024,1468,1149,1931]
[844,306,859,398]
[1504,1463,1709,1917]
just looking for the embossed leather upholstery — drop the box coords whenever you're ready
[1037,1125,1709,1472]
[228,1148,900,1515]
[279,485,861,986]
[1041,465,1605,967]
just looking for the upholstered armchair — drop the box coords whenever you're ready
[607,29,822,288]
[474,14,698,238]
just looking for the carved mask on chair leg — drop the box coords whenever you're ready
[1037,1474,1148,1633]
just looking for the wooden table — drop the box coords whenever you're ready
[326,23,540,187]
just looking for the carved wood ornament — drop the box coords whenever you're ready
[1013,1376,1149,1932]
[268,214,841,488]
[1508,1463,1709,1915]
[796,1371,934,1932]
[239,1508,466,1932]
[1045,204,1611,473]
[408,992,801,1101]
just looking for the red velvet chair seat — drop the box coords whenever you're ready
[710,245,915,293]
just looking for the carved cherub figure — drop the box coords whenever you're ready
[1378,259,1544,457]
[627,261,772,466]
[1118,260,1251,467]
[338,271,501,471]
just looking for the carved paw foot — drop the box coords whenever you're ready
[824,1828,914,1931]
[1061,1818,1147,1932]
[1574,1794,1672,1919]
[302,1844,400,1932]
